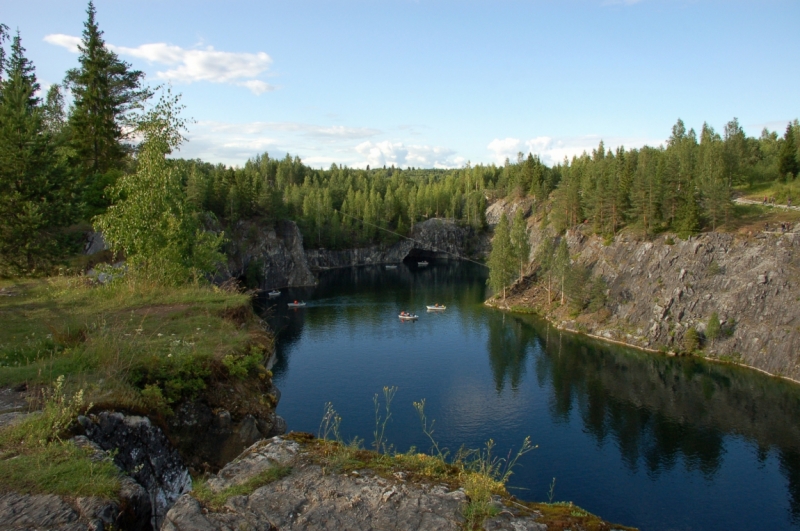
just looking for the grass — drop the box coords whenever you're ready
[0,376,120,498]
[0,273,275,500]
[0,275,270,412]
[721,203,800,234]
[192,465,292,510]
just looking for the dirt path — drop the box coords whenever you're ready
[734,197,800,211]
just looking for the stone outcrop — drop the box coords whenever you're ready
[0,491,133,531]
[497,221,800,381]
[305,218,488,270]
[484,197,533,227]
[217,219,316,290]
[162,437,548,531]
[78,412,192,530]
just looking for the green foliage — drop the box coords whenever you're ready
[510,209,531,281]
[487,213,516,300]
[779,122,800,180]
[0,376,121,498]
[706,312,721,344]
[0,32,76,276]
[586,276,608,313]
[684,327,700,353]
[222,346,265,380]
[94,89,225,285]
[64,1,151,182]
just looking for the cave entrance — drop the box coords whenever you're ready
[404,248,444,264]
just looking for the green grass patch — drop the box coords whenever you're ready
[192,465,292,510]
[0,441,120,498]
[0,376,120,498]
[0,276,268,411]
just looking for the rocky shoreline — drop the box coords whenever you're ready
[486,217,800,383]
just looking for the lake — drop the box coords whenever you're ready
[260,260,800,531]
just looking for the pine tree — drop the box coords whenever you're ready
[65,1,151,211]
[0,32,73,274]
[510,208,530,281]
[487,213,515,301]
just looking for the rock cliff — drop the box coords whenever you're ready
[305,218,488,270]
[217,219,317,290]
[495,221,800,381]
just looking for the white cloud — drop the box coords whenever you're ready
[489,134,662,166]
[43,34,81,53]
[44,35,274,95]
[487,137,522,164]
[354,141,459,169]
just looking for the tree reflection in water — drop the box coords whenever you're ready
[491,313,800,522]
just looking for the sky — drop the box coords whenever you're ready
[4,0,800,169]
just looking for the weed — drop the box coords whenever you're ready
[373,385,397,454]
[548,477,557,503]
[193,465,292,510]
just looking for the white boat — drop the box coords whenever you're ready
[287,301,306,308]
[418,261,429,266]
[385,265,398,269]
[398,313,418,321]
[268,290,281,297]
[426,305,446,311]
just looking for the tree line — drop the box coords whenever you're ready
[548,118,800,237]
[2,2,800,281]
[0,2,149,275]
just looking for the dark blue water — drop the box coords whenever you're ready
[260,261,800,531]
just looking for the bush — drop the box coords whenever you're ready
[684,327,700,353]
[706,312,721,344]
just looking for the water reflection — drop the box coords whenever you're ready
[517,314,800,519]
[260,262,800,529]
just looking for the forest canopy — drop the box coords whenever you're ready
[0,2,799,277]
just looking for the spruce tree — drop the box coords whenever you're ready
[510,208,530,281]
[487,213,515,301]
[778,123,800,180]
[0,32,73,274]
[65,1,151,212]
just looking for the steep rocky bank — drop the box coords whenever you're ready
[492,220,800,382]
[216,219,317,290]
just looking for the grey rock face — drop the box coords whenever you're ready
[162,437,547,531]
[218,219,316,290]
[79,412,191,530]
[84,232,109,255]
[306,218,488,270]
[526,225,800,380]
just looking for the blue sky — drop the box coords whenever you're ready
[4,0,799,168]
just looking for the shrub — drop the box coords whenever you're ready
[684,327,700,354]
